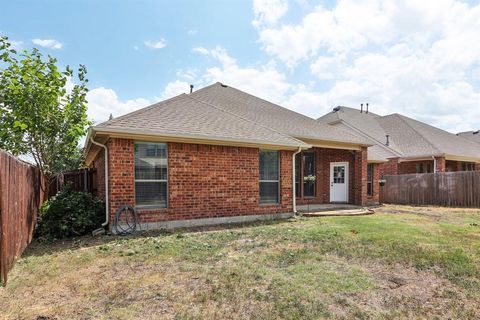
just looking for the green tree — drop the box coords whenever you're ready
[0,36,91,191]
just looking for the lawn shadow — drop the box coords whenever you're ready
[23,217,298,258]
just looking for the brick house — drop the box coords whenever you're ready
[317,106,480,178]
[84,83,374,231]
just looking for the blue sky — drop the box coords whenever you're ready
[1,0,480,132]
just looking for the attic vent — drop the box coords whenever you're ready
[333,106,341,112]
[385,134,390,146]
[220,83,228,88]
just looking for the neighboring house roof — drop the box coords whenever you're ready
[318,106,480,162]
[457,130,480,144]
[317,107,399,162]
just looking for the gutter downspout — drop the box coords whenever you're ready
[292,147,302,214]
[90,135,109,227]
[432,156,437,173]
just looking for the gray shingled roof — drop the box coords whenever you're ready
[457,130,480,144]
[190,83,371,145]
[379,114,480,159]
[318,106,480,161]
[94,82,371,148]
[95,93,308,148]
[317,107,400,162]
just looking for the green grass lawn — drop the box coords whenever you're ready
[1,205,480,319]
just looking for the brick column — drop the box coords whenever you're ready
[475,163,480,171]
[367,163,380,206]
[379,157,399,176]
[353,146,368,206]
[435,156,446,172]
[107,138,135,221]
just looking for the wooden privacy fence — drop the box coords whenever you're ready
[48,168,97,198]
[380,171,480,207]
[0,151,43,285]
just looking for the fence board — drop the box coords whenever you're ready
[48,168,97,198]
[380,171,480,207]
[0,151,43,285]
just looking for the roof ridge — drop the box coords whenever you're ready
[185,94,308,147]
[198,82,317,122]
[95,93,187,127]
[386,113,443,154]
[339,119,403,157]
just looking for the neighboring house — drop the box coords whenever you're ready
[457,130,480,145]
[84,82,375,231]
[317,106,480,177]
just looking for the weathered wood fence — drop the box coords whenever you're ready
[380,171,480,207]
[48,168,97,198]
[0,151,44,285]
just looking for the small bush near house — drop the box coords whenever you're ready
[36,185,104,240]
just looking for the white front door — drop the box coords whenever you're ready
[330,162,348,202]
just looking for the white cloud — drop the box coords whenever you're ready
[32,38,63,50]
[252,0,288,27]
[251,0,480,132]
[192,46,209,55]
[310,55,344,80]
[133,45,139,51]
[144,39,167,49]
[200,47,291,103]
[86,87,150,124]
[162,80,190,98]
[187,29,198,35]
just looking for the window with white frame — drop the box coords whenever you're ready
[259,150,279,204]
[134,142,168,207]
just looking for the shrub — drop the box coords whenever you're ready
[36,185,105,240]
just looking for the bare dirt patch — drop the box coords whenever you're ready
[329,260,480,319]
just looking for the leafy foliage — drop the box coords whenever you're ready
[0,36,90,189]
[36,185,104,240]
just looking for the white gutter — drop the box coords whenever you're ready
[90,135,109,227]
[292,147,302,214]
[432,156,437,173]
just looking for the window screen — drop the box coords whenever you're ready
[134,142,167,207]
[295,153,301,197]
[303,152,315,197]
[367,164,373,196]
[259,150,279,204]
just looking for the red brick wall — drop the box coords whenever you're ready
[296,147,367,206]
[104,139,293,224]
[379,157,478,175]
[353,147,368,206]
[379,158,399,176]
[435,157,446,172]
[107,138,135,219]
[367,163,380,206]
[397,160,430,174]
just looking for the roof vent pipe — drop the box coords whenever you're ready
[360,103,363,113]
[385,134,390,146]
[190,84,194,94]
[366,103,369,114]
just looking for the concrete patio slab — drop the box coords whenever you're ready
[296,204,375,217]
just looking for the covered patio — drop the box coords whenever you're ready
[294,146,370,206]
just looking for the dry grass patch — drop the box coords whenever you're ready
[1,205,480,319]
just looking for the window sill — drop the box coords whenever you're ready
[259,202,280,206]
[135,205,168,211]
